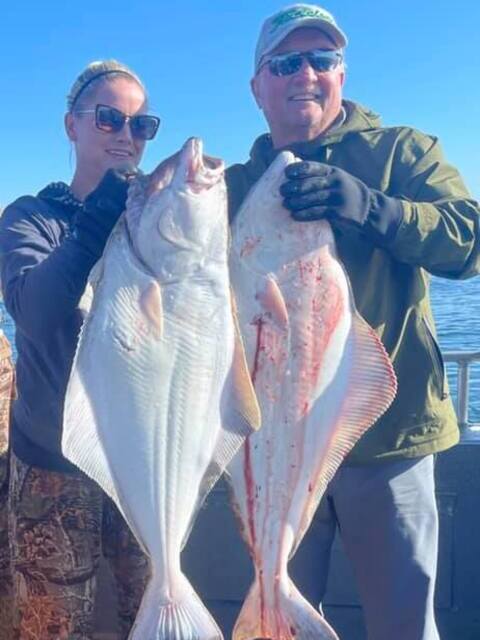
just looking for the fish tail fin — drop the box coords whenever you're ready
[129,573,223,640]
[233,576,338,640]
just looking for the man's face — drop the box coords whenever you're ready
[251,27,345,148]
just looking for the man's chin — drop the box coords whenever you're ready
[287,107,324,129]
[273,119,329,147]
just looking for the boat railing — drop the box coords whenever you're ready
[444,350,480,434]
[1,315,479,431]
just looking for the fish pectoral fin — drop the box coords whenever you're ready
[139,280,163,339]
[230,290,261,431]
[256,274,289,330]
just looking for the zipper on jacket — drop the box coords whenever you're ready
[422,318,448,400]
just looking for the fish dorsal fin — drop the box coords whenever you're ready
[230,289,261,431]
[66,257,118,503]
[62,363,121,510]
[63,231,141,543]
[293,311,397,554]
[62,353,146,553]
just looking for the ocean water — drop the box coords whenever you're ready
[1,275,479,424]
[430,275,480,424]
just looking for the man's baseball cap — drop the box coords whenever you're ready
[254,4,347,72]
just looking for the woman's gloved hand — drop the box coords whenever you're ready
[74,166,139,258]
[280,161,403,246]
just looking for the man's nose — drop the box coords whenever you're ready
[294,57,318,79]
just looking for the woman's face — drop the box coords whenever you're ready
[66,76,148,187]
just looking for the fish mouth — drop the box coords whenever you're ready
[146,138,224,196]
[182,138,225,193]
[183,138,222,171]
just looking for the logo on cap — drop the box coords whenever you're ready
[269,7,334,34]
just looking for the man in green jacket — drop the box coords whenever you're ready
[226,4,480,639]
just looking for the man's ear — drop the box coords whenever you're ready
[64,112,77,142]
[251,76,263,110]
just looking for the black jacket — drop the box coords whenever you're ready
[0,184,97,471]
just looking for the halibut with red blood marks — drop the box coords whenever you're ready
[227,151,397,640]
[63,138,260,640]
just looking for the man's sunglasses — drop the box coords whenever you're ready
[260,49,343,77]
[76,104,160,140]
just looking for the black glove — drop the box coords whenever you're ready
[280,161,403,247]
[74,166,139,258]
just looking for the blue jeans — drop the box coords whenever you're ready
[302,456,440,640]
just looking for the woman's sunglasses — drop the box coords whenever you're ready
[260,49,343,77]
[76,104,160,140]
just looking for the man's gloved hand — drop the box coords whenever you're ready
[74,166,139,258]
[280,161,403,246]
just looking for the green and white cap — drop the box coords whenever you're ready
[254,4,347,72]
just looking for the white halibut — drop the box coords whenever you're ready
[227,152,397,640]
[63,138,260,640]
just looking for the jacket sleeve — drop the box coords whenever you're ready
[0,198,98,340]
[226,163,255,223]
[386,131,480,279]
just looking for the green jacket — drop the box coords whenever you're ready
[226,100,480,464]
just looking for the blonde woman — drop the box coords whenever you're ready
[0,60,160,639]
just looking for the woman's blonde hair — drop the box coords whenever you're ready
[67,59,146,112]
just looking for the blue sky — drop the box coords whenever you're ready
[1,0,478,206]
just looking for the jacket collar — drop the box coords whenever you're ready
[37,182,83,213]
[248,100,381,178]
